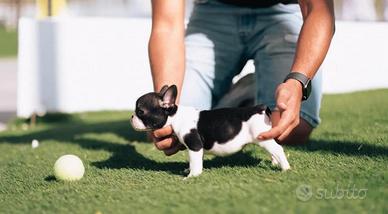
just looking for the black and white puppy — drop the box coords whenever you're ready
[130,85,290,178]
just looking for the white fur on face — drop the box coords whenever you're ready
[130,115,148,131]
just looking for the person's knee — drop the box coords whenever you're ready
[277,118,313,145]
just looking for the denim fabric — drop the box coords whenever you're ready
[181,0,322,127]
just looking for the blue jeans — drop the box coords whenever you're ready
[180,0,322,127]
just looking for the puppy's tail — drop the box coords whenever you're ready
[255,104,272,118]
[265,106,272,118]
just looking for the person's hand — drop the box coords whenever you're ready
[258,79,303,141]
[151,125,186,156]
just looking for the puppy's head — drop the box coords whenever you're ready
[130,85,178,131]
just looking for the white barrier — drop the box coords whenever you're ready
[18,17,153,117]
[321,21,388,93]
[17,18,388,117]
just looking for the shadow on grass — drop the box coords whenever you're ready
[0,114,387,176]
[44,175,57,182]
[91,142,262,176]
[0,116,262,176]
[289,139,388,157]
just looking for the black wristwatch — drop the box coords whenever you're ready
[283,72,312,101]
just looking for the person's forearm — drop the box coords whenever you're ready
[149,0,185,99]
[149,30,185,96]
[291,0,335,78]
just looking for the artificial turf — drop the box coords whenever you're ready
[0,89,387,213]
[0,27,17,57]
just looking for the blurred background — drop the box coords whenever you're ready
[1,0,388,29]
[1,0,388,131]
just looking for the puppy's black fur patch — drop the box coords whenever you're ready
[197,104,268,150]
[183,129,203,152]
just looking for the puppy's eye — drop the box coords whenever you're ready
[136,109,144,116]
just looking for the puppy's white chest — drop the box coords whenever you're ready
[170,106,200,143]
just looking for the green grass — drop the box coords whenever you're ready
[1,89,387,213]
[0,27,17,57]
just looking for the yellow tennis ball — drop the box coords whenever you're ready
[54,154,85,181]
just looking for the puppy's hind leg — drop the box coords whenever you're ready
[271,155,279,166]
[257,140,290,171]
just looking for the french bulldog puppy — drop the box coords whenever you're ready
[130,85,290,178]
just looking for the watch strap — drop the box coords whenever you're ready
[283,72,311,101]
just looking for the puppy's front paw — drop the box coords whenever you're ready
[183,170,202,180]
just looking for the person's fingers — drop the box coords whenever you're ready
[258,110,294,140]
[153,125,173,138]
[163,140,185,156]
[258,126,284,141]
[277,118,300,141]
[270,110,280,127]
[154,137,174,150]
[146,132,155,142]
[170,135,186,151]
[163,146,181,156]
[261,81,302,141]
[178,143,187,151]
[277,123,296,141]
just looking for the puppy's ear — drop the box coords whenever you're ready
[161,85,177,108]
[159,85,169,95]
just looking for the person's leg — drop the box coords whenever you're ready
[158,1,269,156]
[180,0,247,110]
[251,4,323,145]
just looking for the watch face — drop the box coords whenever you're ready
[283,72,311,101]
[303,81,312,101]
[304,79,311,88]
